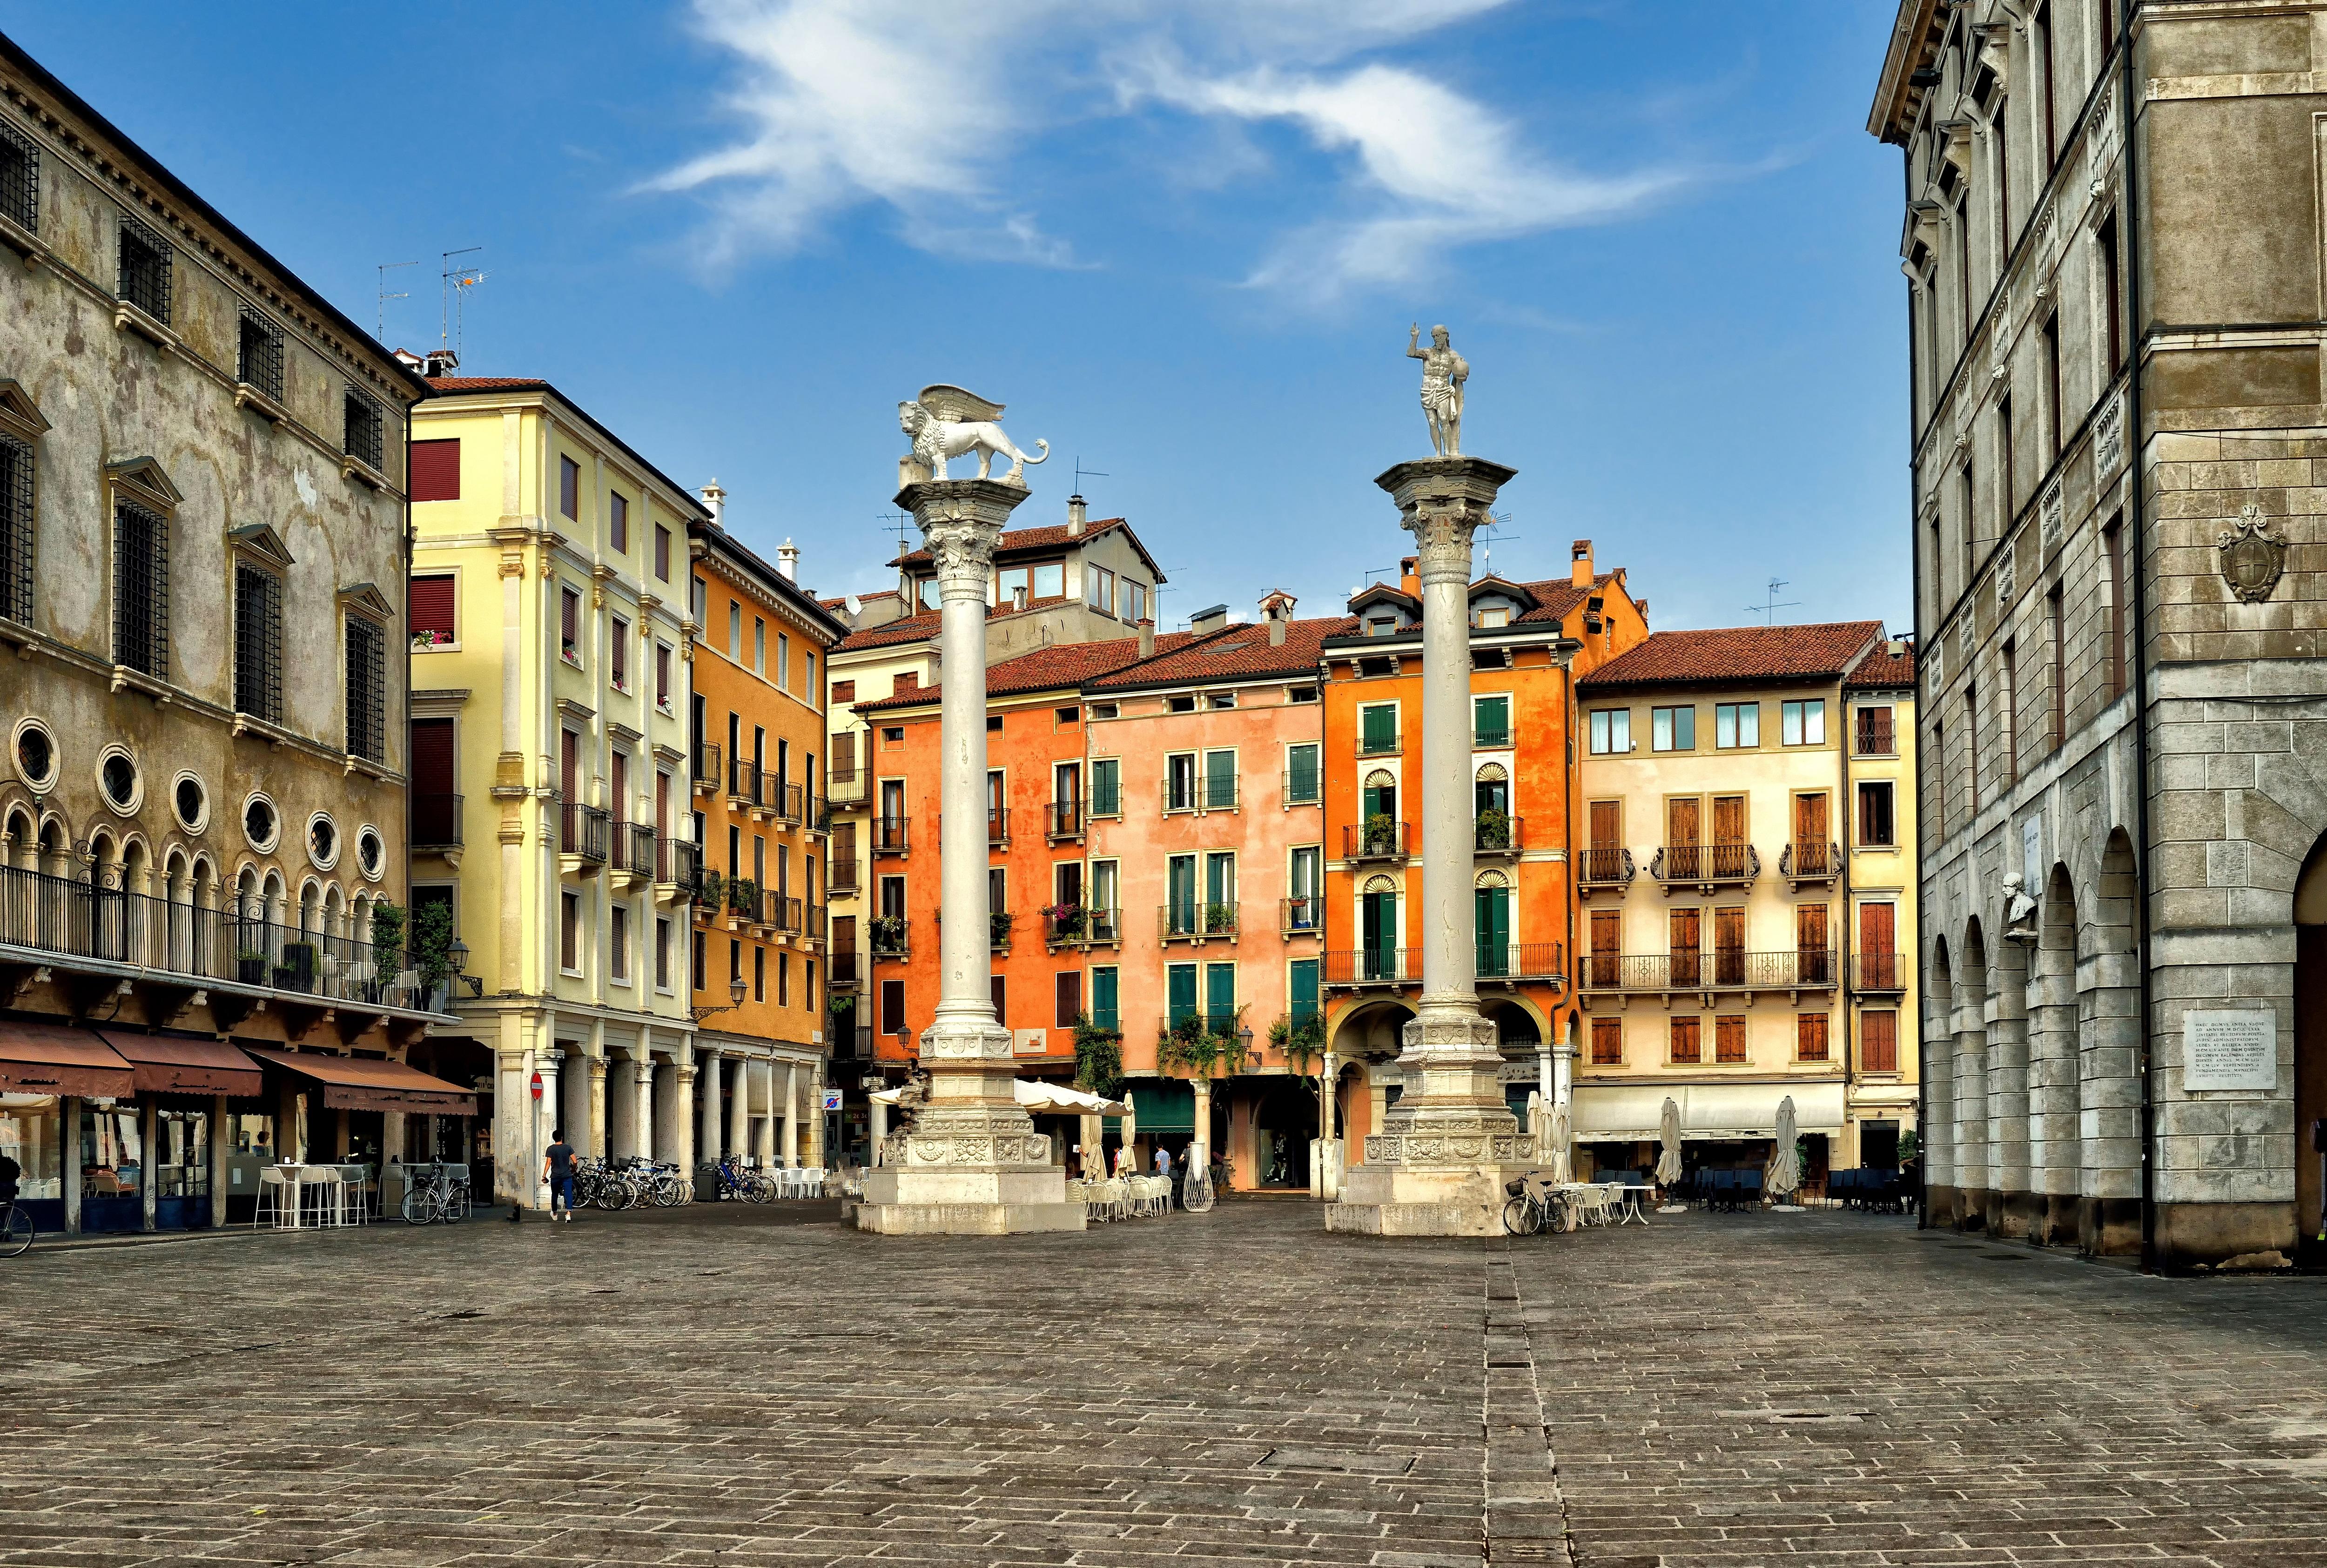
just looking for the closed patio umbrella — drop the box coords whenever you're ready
[1545,1101,1572,1185]
[1526,1089,1542,1145]
[1654,1096,1682,1187]
[1765,1094,1801,1202]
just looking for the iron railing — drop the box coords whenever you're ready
[1474,814,1523,854]
[1045,800,1084,840]
[1853,951,1906,991]
[775,782,804,824]
[607,821,655,877]
[1160,902,1240,941]
[1779,840,1842,880]
[1855,713,1896,755]
[1473,725,1512,749]
[805,903,827,940]
[693,740,721,788]
[1650,842,1759,885]
[656,836,700,890]
[870,918,910,958]
[1578,846,1635,886]
[1324,948,1417,985]
[1346,821,1408,861]
[1475,942,1563,982]
[1280,896,1323,937]
[1203,773,1238,811]
[829,856,861,893]
[560,800,610,863]
[411,792,462,849]
[1357,728,1401,757]
[989,807,1010,846]
[1043,905,1120,945]
[727,757,765,808]
[831,950,861,988]
[1579,949,1839,992]
[873,816,909,855]
[1281,767,1322,807]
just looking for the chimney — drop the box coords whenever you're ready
[699,479,726,530]
[1399,556,1419,597]
[1571,538,1594,588]
[1067,494,1087,537]
[1189,603,1229,636]
[776,538,799,582]
[422,348,460,378]
[1260,589,1296,647]
[1137,617,1155,659]
[1012,585,1029,612]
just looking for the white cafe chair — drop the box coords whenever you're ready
[301,1166,343,1227]
[254,1166,290,1229]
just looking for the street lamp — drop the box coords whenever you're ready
[693,974,748,1023]
[447,937,469,973]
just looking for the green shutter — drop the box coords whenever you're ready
[1204,962,1236,1030]
[1205,750,1236,808]
[1290,958,1319,1023]
[1362,705,1395,751]
[1476,887,1510,977]
[1167,962,1197,1024]
[1288,744,1319,802]
[1475,695,1509,746]
[1091,759,1119,816]
[1092,966,1118,1031]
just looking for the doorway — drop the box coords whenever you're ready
[2296,832,2327,1260]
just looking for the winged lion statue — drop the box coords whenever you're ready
[897,384,1049,486]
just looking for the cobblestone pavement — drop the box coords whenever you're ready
[5,1203,2327,1567]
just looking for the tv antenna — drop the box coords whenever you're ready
[440,247,486,359]
[1072,457,1109,495]
[376,260,416,343]
[1746,577,1800,625]
[1479,509,1522,577]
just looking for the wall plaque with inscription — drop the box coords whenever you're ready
[2184,1009,2276,1091]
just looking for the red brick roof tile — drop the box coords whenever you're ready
[1578,621,1885,690]
[1845,638,1917,689]
[1087,616,1352,690]
[887,516,1164,580]
[854,631,1200,712]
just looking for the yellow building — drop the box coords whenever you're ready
[405,373,708,1208]
[1572,622,1921,1185]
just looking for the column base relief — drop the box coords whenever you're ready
[1327,1009,1531,1236]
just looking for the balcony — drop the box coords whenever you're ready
[1779,839,1842,891]
[0,863,447,1019]
[1279,896,1323,938]
[1578,949,1839,997]
[1345,821,1409,862]
[829,856,861,894]
[1202,774,1239,812]
[1649,841,1758,895]
[768,895,802,935]
[805,902,827,942]
[1162,776,1239,815]
[1043,905,1120,948]
[1160,901,1240,944]
[1576,846,1635,899]
[827,761,867,807]
[692,740,721,795]
[728,758,772,818]
[1473,726,1511,749]
[870,916,910,960]
[775,781,804,825]
[1476,942,1563,986]
[411,792,462,853]
[807,794,833,834]
[609,821,657,886]
[1045,800,1084,842]
[655,836,700,898]
[1281,768,1322,808]
[989,807,1010,848]
[872,815,909,856]
[1357,729,1402,758]
[832,1024,873,1062]
[559,800,609,870]
[1473,813,1523,857]
[831,950,861,989]
[1324,948,1417,987]
[1853,951,1907,993]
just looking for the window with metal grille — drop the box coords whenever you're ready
[117,213,171,322]
[343,388,383,470]
[0,117,36,232]
[0,431,30,626]
[344,613,385,760]
[237,310,283,398]
[112,497,168,676]
[233,563,282,721]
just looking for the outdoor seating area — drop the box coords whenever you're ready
[1064,1175,1175,1221]
[1825,1165,1912,1213]
[251,1162,377,1228]
[1688,1168,1766,1211]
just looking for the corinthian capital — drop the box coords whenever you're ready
[923,512,1003,601]
[1401,497,1494,585]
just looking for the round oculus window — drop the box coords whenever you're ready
[173,775,208,833]
[14,724,55,791]
[243,795,279,851]
[308,814,338,868]
[355,826,383,879]
[101,752,138,812]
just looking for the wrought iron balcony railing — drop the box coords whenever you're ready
[869,917,910,958]
[610,821,657,877]
[1578,846,1635,888]
[872,816,909,855]
[727,756,764,808]
[1649,842,1759,887]
[1779,839,1842,881]
[830,950,861,988]
[1159,901,1240,942]
[828,856,861,893]
[1323,948,1417,985]
[693,740,721,789]
[1853,951,1906,992]
[1281,767,1322,807]
[1474,942,1563,983]
[1357,729,1402,757]
[1473,814,1522,855]
[1579,949,1839,992]
[1345,821,1408,861]
[560,800,609,864]
[1045,800,1084,841]
[656,836,700,890]
[1279,896,1323,937]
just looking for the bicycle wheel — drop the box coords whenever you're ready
[402,1185,435,1225]
[1502,1195,1542,1236]
[444,1184,471,1223]
[0,1205,33,1258]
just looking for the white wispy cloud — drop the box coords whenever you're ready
[649,0,1687,296]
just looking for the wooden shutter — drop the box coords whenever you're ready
[560,587,578,650]
[1591,1017,1622,1065]
[1669,907,1700,987]
[1714,906,1744,984]
[1093,966,1119,1030]
[1670,1016,1701,1063]
[1860,902,1896,989]
[560,729,578,799]
[1796,902,1829,951]
[610,752,628,825]
[655,771,669,835]
[990,975,1007,1023]
[1589,800,1619,848]
[1715,1015,1746,1063]
[410,574,456,639]
[559,456,579,519]
[1795,793,1828,844]
[1711,795,1744,842]
[1666,796,1700,843]
[1167,963,1197,1023]
[1797,1012,1830,1062]
[409,439,460,503]
[1862,1011,1897,1072]
[1290,959,1318,1020]
[410,718,454,794]
[1055,970,1082,1029]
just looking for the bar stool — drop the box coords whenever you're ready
[254,1166,290,1229]
[301,1166,343,1227]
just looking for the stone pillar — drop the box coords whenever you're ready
[609,1045,639,1159]
[534,1050,559,1210]
[61,1095,79,1234]
[1989,947,2033,1237]
[1329,456,1528,1237]
[588,1054,608,1160]
[780,1061,799,1167]
[635,1052,657,1162]
[673,1062,697,1176]
[728,1054,750,1165]
[856,473,1082,1234]
[698,1047,723,1166]
[871,1094,890,1159]
[141,1100,158,1232]
[1191,1076,1211,1157]
[753,1059,777,1166]
[561,1049,589,1151]
[1313,1050,1341,1201]
[210,1093,229,1229]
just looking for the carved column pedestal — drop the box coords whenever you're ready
[856,476,1084,1235]
[1327,456,1533,1237]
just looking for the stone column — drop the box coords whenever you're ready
[728,1054,750,1165]
[698,1047,723,1165]
[856,474,1081,1234]
[561,1049,589,1151]
[780,1061,799,1167]
[673,1062,697,1176]
[753,1060,777,1166]
[608,1044,638,1159]
[210,1093,229,1229]
[142,1100,158,1232]
[588,1054,608,1160]
[870,1094,890,1159]
[1192,1076,1211,1159]
[1328,456,1528,1237]
[61,1094,79,1234]
[634,1052,657,1161]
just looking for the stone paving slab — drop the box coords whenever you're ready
[7,1202,2327,1565]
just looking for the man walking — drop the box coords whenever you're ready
[542,1128,578,1223]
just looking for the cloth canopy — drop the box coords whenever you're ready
[869,1080,1128,1117]
[96,1032,263,1096]
[0,1021,134,1098]
[242,1048,478,1114]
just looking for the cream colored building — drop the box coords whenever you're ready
[1573,623,1921,1179]
[404,375,706,1207]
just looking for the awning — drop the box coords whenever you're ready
[867,1080,1129,1116]
[1123,1079,1194,1133]
[0,1021,134,1098]
[243,1048,479,1114]
[1570,1080,1845,1143]
[96,1032,263,1097]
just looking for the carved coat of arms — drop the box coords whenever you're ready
[2217,504,2286,604]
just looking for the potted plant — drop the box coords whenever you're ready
[727,875,761,919]
[276,940,318,993]
[1204,902,1236,935]
[1072,1012,1123,1101]
[1041,902,1087,940]
[870,914,906,954]
[409,901,457,1009]
[1269,1011,1325,1077]
[1475,806,1511,851]
[235,947,269,986]
[696,868,724,911]
[990,909,1014,946]
[1364,812,1398,855]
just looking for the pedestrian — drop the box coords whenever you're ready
[542,1128,578,1223]
[1153,1142,1172,1179]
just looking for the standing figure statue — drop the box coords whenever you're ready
[1408,323,1469,457]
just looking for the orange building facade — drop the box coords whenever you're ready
[686,503,847,1169]
[1319,542,1649,1171]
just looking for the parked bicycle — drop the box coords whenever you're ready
[581,1156,693,1210]
[401,1161,472,1225]
[710,1157,775,1203]
[0,1200,32,1257]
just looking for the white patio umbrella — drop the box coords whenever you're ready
[1654,1096,1683,1187]
[1544,1102,1573,1185]
[1765,1094,1801,1202]
[1525,1089,1542,1145]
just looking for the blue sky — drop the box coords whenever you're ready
[7,2,1911,634]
